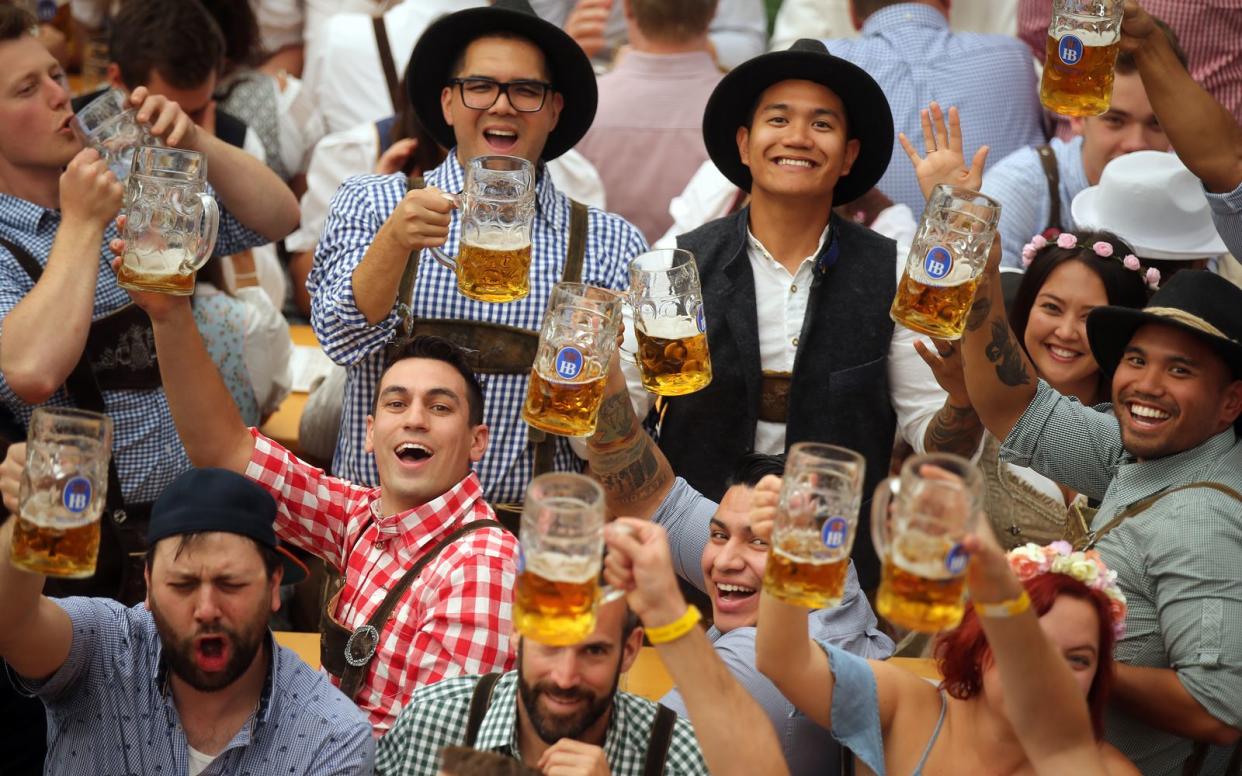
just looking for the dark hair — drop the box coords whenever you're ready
[629,0,716,41]
[393,57,449,174]
[449,31,551,84]
[0,6,35,43]
[145,531,282,579]
[723,452,786,489]
[196,0,263,72]
[621,606,641,642]
[375,336,486,425]
[1008,229,1149,397]
[1115,16,1187,74]
[851,0,909,20]
[439,746,540,776]
[933,572,1118,739]
[109,0,225,90]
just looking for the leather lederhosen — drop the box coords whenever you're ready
[1,237,156,604]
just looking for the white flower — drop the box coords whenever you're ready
[1068,560,1099,583]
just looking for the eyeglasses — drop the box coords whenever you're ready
[449,77,554,113]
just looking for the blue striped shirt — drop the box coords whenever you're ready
[11,597,374,775]
[0,192,264,503]
[1206,179,1242,259]
[824,3,1045,215]
[309,151,646,501]
[982,136,1091,269]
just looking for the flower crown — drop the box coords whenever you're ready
[1006,541,1128,640]
[1021,231,1160,290]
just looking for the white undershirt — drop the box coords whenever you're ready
[187,744,216,776]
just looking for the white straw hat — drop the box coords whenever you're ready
[1071,150,1227,260]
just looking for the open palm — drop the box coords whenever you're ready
[899,102,990,200]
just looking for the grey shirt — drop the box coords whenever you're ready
[651,478,896,776]
[1002,381,1242,776]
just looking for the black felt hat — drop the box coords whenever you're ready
[406,0,598,161]
[1087,270,1242,380]
[149,468,307,584]
[701,38,894,202]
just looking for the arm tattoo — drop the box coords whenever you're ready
[965,293,991,332]
[923,402,985,457]
[591,388,638,447]
[984,319,1032,387]
[587,389,672,507]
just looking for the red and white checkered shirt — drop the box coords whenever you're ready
[244,429,518,733]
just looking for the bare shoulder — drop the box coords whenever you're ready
[870,658,945,731]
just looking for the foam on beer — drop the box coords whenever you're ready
[522,549,600,584]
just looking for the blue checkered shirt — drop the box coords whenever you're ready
[0,192,264,503]
[1207,179,1242,259]
[309,151,646,501]
[824,4,1046,215]
[982,136,1091,269]
[9,597,375,775]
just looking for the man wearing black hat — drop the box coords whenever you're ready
[951,203,1242,771]
[309,0,648,505]
[648,39,970,588]
[0,467,374,774]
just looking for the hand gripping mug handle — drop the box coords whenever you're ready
[427,191,463,273]
[184,192,220,275]
[597,521,635,605]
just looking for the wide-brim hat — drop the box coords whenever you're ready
[1088,271,1242,388]
[701,38,894,202]
[406,0,597,161]
[149,468,308,584]
[1072,150,1227,260]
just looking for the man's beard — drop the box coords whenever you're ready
[149,596,268,692]
[517,646,622,744]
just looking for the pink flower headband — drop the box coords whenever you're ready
[1006,541,1128,640]
[1021,231,1160,290]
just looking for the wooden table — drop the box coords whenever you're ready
[259,325,317,456]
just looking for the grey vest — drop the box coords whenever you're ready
[665,209,898,588]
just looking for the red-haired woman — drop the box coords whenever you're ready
[751,476,1138,776]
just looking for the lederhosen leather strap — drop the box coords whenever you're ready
[461,670,677,774]
[1081,482,1242,551]
[0,237,156,604]
[371,14,403,114]
[319,519,503,700]
[758,370,792,424]
[1036,144,1063,235]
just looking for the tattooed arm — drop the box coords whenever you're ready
[914,339,986,457]
[585,356,675,520]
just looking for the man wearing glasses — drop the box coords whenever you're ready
[310,0,647,519]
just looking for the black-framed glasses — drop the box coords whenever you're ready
[449,77,553,113]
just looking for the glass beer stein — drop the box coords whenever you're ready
[1040,0,1124,117]
[522,283,622,437]
[626,249,713,396]
[10,408,113,578]
[890,185,1001,340]
[871,453,984,633]
[431,155,536,303]
[71,88,155,181]
[117,146,219,296]
[761,443,865,609]
[513,473,625,645]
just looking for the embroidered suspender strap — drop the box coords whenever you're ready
[1036,144,1062,234]
[327,518,503,700]
[642,704,677,776]
[1083,482,1242,550]
[371,14,403,114]
[463,672,503,748]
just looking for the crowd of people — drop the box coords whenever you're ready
[0,0,1240,774]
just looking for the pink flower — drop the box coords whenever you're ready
[1056,233,1078,249]
[1092,241,1114,258]
[1049,540,1074,556]
[1010,555,1046,580]
[1122,254,1141,271]
[1030,234,1048,250]
[1145,267,1161,287]
[1021,244,1037,266]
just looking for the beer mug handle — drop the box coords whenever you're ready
[184,192,219,275]
[599,584,627,606]
[870,476,899,560]
[428,191,463,273]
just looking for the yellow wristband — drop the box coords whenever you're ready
[645,605,702,645]
[975,590,1031,619]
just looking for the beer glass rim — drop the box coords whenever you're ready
[524,471,605,506]
[29,406,113,433]
[131,144,207,178]
[1052,0,1124,18]
[930,184,1000,211]
[72,87,128,129]
[898,451,982,488]
[629,248,697,276]
[787,442,865,472]
[468,154,535,174]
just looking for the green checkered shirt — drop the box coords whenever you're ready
[1001,381,1242,776]
[375,671,709,776]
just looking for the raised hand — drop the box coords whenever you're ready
[379,187,456,253]
[0,442,26,516]
[913,338,970,407]
[565,0,612,59]
[898,102,989,200]
[602,518,687,628]
[374,138,421,176]
[747,474,781,543]
[59,148,124,230]
[128,86,196,148]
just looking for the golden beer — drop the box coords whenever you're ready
[513,552,600,646]
[635,320,712,396]
[10,506,101,579]
[457,241,532,303]
[1040,33,1120,117]
[522,366,607,437]
[890,271,980,340]
[116,249,196,295]
[876,529,969,632]
[762,531,851,609]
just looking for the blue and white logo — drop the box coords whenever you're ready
[945,543,969,575]
[821,517,849,549]
[923,246,952,280]
[516,546,526,574]
[62,477,92,514]
[1058,34,1084,66]
[554,346,584,380]
[696,306,706,334]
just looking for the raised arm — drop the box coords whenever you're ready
[1121,0,1242,194]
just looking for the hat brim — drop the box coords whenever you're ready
[702,48,893,203]
[1088,305,1242,380]
[406,7,597,161]
[1072,187,1229,260]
